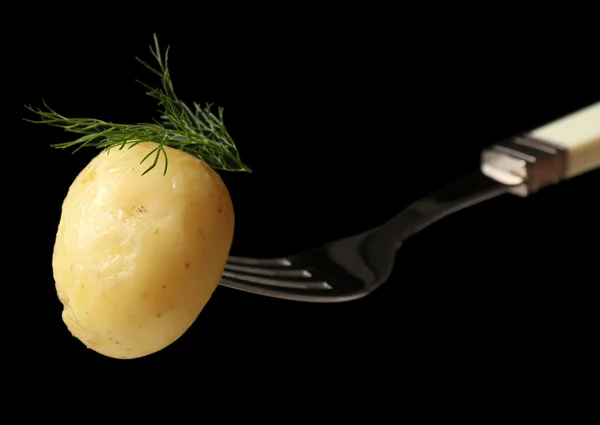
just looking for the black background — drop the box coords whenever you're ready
[5,9,599,393]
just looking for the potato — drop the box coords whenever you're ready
[52,142,234,359]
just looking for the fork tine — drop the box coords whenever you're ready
[220,278,367,303]
[225,263,312,278]
[220,278,335,302]
[221,270,332,290]
[227,255,291,267]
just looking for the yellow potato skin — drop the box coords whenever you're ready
[53,142,234,359]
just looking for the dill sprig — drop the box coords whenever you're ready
[24,34,251,175]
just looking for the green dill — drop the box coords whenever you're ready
[24,34,251,175]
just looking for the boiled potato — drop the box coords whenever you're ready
[53,142,234,359]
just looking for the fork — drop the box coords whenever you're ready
[220,102,600,302]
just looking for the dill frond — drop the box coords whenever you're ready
[25,34,250,176]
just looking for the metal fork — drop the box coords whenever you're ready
[220,134,568,302]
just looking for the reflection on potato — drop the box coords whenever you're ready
[53,142,234,359]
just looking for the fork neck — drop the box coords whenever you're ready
[380,171,511,246]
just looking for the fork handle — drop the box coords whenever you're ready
[481,101,600,196]
[382,102,600,244]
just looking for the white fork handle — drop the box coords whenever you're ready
[530,101,600,178]
[482,101,600,196]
